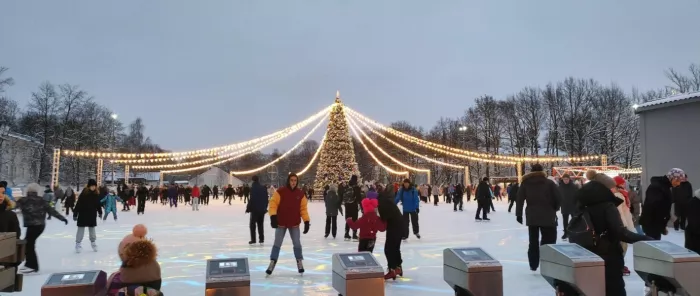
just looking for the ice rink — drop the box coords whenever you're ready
[18,197,685,295]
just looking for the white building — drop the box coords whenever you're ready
[190,167,243,187]
[0,130,42,186]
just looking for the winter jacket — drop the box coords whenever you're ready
[639,176,673,233]
[685,189,700,254]
[508,183,519,202]
[17,192,67,226]
[378,187,404,233]
[344,185,362,214]
[246,181,269,214]
[395,187,419,213]
[64,189,76,208]
[191,186,200,198]
[43,190,55,203]
[673,181,693,216]
[493,185,501,197]
[74,188,103,227]
[516,171,561,227]
[558,180,579,215]
[136,187,149,200]
[613,191,635,233]
[100,194,123,212]
[108,239,162,294]
[268,186,309,228]
[346,211,386,239]
[167,186,178,198]
[324,190,343,217]
[212,186,218,195]
[0,200,21,238]
[629,189,642,226]
[419,185,429,197]
[454,184,464,199]
[475,181,491,201]
[576,181,651,296]
[54,187,65,201]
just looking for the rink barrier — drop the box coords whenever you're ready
[0,232,20,292]
[443,247,503,296]
[41,270,107,296]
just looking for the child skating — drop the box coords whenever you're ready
[100,190,122,221]
[346,198,386,253]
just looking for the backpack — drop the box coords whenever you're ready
[566,209,604,251]
[343,187,356,204]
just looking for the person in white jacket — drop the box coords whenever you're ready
[613,175,635,276]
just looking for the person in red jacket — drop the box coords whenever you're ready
[266,173,310,275]
[347,198,386,253]
[191,185,201,211]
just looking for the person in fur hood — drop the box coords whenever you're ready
[107,224,162,295]
[685,189,700,254]
[515,163,561,272]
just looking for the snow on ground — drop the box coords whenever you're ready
[16,198,686,295]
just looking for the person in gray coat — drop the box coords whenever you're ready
[558,174,579,240]
[324,183,343,239]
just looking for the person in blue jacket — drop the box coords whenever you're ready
[100,190,123,221]
[0,181,14,202]
[395,178,421,240]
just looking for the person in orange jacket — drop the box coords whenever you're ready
[265,173,310,275]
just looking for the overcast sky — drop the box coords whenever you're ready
[1,0,699,151]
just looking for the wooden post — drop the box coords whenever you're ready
[124,165,130,184]
[427,171,431,185]
[601,154,608,167]
[516,162,523,183]
[464,166,470,186]
[96,159,104,186]
[159,172,164,187]
[50,148,61,188]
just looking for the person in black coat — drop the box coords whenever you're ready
[558,174,579,240]
[507,182,519,213]
[212,185,219,200]
[516,164,561,271]
[686,189,700,254]
[377,183,405,280]
[246,176,269,244]
[673,175,693,231]
[640,169,685,240]
[475,178,492,220]
[63,187,76,215]
[73,179,103,253]
[576,180,652,296]
[136,185,149,215]
[343,176,362,241]
[453,183,464,212]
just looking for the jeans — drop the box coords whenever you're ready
[635,224,644,235]
[244,194,249,203]
[24,225,45,271]
[76,227,96,243]
[191,197,200,210]
[402,212,419,237]
[250,212,265,242]
[65,205,73,216]
[270,227,302,260]
[528,226,557,270]
[169,197,178,207]
[325,215,338,237]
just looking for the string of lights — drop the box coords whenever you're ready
[347,113,408,176]
[229,115,329,175]
[131,110,329,170]
[351,116,465,169]
[348,111,516,165]
[63,104,333,160]
[161,114,328,175]
[347,117,430,173]
[297,132,327,176]
[345,107,600,163]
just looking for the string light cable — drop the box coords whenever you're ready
[347,113,408,176]
[229,115,329,175]
[351,116,465,169]
[348,110,515,165]
[63,104,333,160]
[131,108,331,170]
[347,116,429,173]
[345,106,599,163]
[296,132,327,176]
[163,114,328,175]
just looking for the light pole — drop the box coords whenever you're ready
[458,126,467,183]
[110,114,118,186]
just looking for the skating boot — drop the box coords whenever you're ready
[352,235,359,242]
[248,241,256,245]
[383,268,397,281]
[91,242,98,252]
[402,236,408,242]
[344,234,351,241]
[259,241,264,246]
[265,260,277,275]
[475,217,482,222]
[296,259,305,274]
[622,266,630,276]
[483,218,491,222]
[75,242,82,253]
[415,233,421,239]
[324,233,329,238]
[396,266,404,277]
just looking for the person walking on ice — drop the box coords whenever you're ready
[74,179,103,253]
[265,173,310,275]
[100,190,122,221]
[191,185,201,211]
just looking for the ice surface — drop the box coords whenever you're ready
[17,198,686,295]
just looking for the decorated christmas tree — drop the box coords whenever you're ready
[313,92,361,195]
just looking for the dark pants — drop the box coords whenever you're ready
[203,194,209,205]
[467,194,471,202]
[402,212,419,237]
[490,199,496,211]
[213,192,218,199]
[508,199,515,212]
[384,231,403,269]
[359,238,376,252]
[24,225,46,271]
[642,226,663,240]
[64,205,73,216]
[122,200,130,211]
[453,197,463,211]
[433,195,439,205]
[674,214,687,231]
[244,194,249,203]
[325,215,338,237]
[169,197,177,207]
[528,226,557,270]
[345,210,358,238]
[249,212,265,242]
[137,198,146,214]
[562,213,570,236]
[475,200,489,219]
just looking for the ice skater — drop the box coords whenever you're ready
[168,183,178,208]
[100,190,122,221]
[74,179,103,253]
[346,198,386,253]
[191,185,201,211]
[395,179,420,240]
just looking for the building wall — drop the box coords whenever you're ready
[639,101,700,195]
[0,135,42,186]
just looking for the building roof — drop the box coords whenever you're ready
[6,131,43,145]
[634,91,700,113]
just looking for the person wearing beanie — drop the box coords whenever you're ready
[640,168,685,240]
[347,198,386,253]
[558,173,579,240]
[107,224,162,295]
[377,183,406,280]
[100,190,123,221]
[266,173,310,275]
[672,174,693,231]
[686,189,700,254]
[246,175,269,245]
[475,177,492,220]
[515,163,561,272]
[74,179,103,253]
[323,183,343,239]
[343,175,363,241]
[395,178,421,240]
[136,184,149,215]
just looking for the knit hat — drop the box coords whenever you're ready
[592,173,617,189]
[88,179,97,187]
[366,190,378,200]
[361,198,378,212]
[613,176,626,188]
[667,168,685,181]
[118,224,148,261]
[562,173,571,179]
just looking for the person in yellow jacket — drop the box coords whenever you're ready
[265,173,310,275]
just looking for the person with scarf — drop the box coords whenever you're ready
[265,173,310,275]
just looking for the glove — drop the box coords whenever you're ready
[416,208,420,214]
[516,216,523,225]
[303,221,310,234]
[270,215,278,229]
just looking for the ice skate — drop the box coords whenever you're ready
[19,267,38,275]
[75,242,82,253]
[396,266,404,277]
[324,233,329,238]
[483,218,491,222]
[475,217,482,222]
[297,259,305,274]
[383,268,397,281]
[415,233,421,239]
[352,235,359,242]
[622,266,630,276]
[248,241,256,245]
[91,242,98,252]
[259,241,264,246]
[344,234,351,241]
[265,260,277,275]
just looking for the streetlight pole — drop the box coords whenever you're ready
[110,113,118,186]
